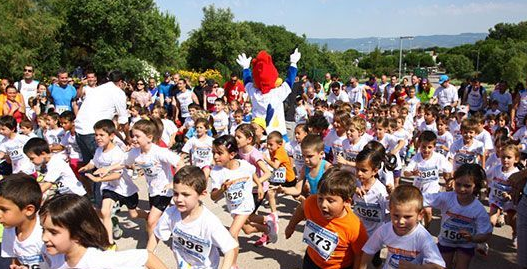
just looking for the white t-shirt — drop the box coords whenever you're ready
[342,135,371,163]
[161,118,178,147]
[405,152,452,194]
[418,121,437,134]
[474,129,494,152]
[210,160,256,215]
[449,139,485,169]
[44,154,86,196]
[92,146,138,197]
[424,192,492,249]
[352,179,389,236]
[15,79,39,109]
[466,87,485,111]
[212,111,229,137]
[392,129,411,156]
[125,145,180,197]
[295,105,308,124]
[176,90,194,118]
[1,219,45,267]
[45,128,65,145]
[75,81,129,135]
[60,131,82,161]
[323,129,347,164]
[327,91,349,105]
[0,134,35,174]
[346,85,366,108]
[434,84,458,108]
[436,131,454,157]
[406,96,420,116]
[46,247,149,269]
[490,90,512,112]
[512,126,527,153]
[362,223,445,269]
[377,134,402,169]
[449,120,461,141]
[181,136,214,169]
[487,165,519,211]
[245,81,291,136]
[154,206,238,269]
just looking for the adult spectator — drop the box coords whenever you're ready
[490,80,513,113]
[384,75,398,103]
[2,84,25,123]
[462,78,487,114]
[0,79,23,117]
[322,73,332,95]
[158,72,174,116]
[378,75,388,98]
[75,70,129,206]
[174,78,199,122]
[346,77,369,109]
[130,79,151,108]
[284,78,305,141]
[204,80,219,112]
[327,82,349,105]
[416,78,435,104]
[223,73,245,104]
[77,71,98,108]
[147,77,159,111]
[410,75,421,93]
[431,75,458,108]
[47,69,79,114]
[364,75,378,100]
[192,76,207,108]
[14,65,39,110]
[511,80,527,129]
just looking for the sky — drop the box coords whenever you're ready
[155,0,526,41]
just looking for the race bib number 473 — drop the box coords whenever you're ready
[302,220,339,260]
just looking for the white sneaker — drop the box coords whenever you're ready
[266,213,279,244]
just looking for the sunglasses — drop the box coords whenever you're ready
[24,69,33,72]
[199,80,205,83]
[137,83,144,85]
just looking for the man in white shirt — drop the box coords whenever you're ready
[327,82,349,105]
[490,80,513,113]
[75,70,129,206]
[346,77,369,109]
[14,65,39,110]
[431,75,458,109]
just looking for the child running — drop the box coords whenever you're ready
[360,185,446,269]
[0,115,35,175]
[151,166,238,269]
[424,164,493,268]
[285,166,369,269]
[181,118,214,179]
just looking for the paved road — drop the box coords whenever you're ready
[115,175,520,269]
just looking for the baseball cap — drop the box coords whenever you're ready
[252,117,267,131]
[438,75,449,84]
[163,71,171,77]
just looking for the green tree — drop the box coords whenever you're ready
[441,54,474,79]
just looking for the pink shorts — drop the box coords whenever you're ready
[69,158,82,179]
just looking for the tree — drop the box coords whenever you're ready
[441,54,474,79]
[0,0,62,80]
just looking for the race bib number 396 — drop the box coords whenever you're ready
[302,220,339,260]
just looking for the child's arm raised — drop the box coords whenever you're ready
[285,200,306,239]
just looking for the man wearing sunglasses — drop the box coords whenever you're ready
[14,65,39,111]
[192,76,206,108]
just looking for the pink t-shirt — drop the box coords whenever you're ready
[238,146,269,192]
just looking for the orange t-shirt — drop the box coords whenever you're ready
[270,145,295,182]
[303,195,369,269]
[0,93,24,117]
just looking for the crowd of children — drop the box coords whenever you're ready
[0,70,526,269]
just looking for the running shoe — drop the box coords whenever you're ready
[476,243,489,256]
[266,212,279,243]
[253,233,270,247]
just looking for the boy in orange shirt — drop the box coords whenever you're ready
[285,166,368,269]
[263,131,296,236]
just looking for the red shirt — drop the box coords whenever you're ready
[223,80,245,103]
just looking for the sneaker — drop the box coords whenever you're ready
[266,213,279,244]
[112,216,123,240]
[111,201,121,215]
[476,243,489,256]
[253,233,270,247]
[496,213,505,227]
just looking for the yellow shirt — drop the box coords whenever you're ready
[0,93,24,116]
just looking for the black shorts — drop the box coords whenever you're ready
[303,251,352,269]
[251,191,267,215]
[149,195,172,212]
[102,190,139,210]
[269,178,298,188]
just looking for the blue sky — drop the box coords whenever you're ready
[155,0,526,41]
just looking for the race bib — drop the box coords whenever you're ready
[172,227,212,263]
[354,201,382,222]
[345,150,358,162]
[193,147,212,165]
[417,167,439,184]
[440,217,475,244]
[270,167,286,183]
[225,182,245,206]
[138,162,160,179]
[454,152,476,165]
[8,147,23,161]
[489,181,512,207]
[302,220,339,261]
[55,105,70,114]
[388,252,416,269]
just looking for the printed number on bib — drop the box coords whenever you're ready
[354,202,382,222]
[455,153,476,164]
[418,167,439,183]
[270,167,286,183]
[225,182,245,206]
[139,163,159,178]
[302,220,339,260]
[172,227,211,263]
[440,219,474,244]
[9,149,23,161]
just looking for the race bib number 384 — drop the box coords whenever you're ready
[302,220,339,260]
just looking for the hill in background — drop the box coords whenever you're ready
[308,33,487,52]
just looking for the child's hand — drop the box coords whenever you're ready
[257,184,264,200]
[412,169,420,177]
[386,184,394,194]
[355,186,366,197]
[336,155,347,165]
[78,165,89,173]
[285,224,295,239]
[94,167,110,177]
[459,230,473,242]
[10,265,29,269]
[502,192,512,201]
[85,173,99,182]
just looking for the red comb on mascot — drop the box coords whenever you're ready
[236,48,301,142]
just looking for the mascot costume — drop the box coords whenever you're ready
[236,49,301,141]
